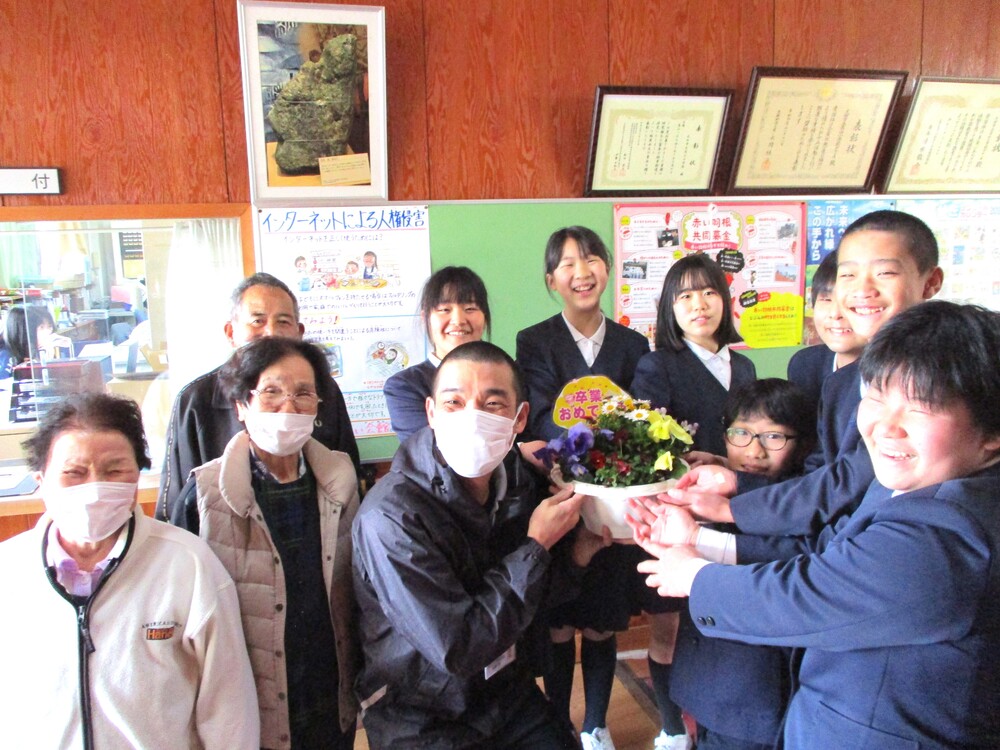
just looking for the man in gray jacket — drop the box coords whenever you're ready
[157,272,359,526]
[353,341,597,749]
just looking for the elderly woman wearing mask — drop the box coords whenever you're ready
[0,393,258,749]
[187,337,359,750]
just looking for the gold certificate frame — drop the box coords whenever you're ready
[885,77,1000,193]
[238,0,388,205]
[729,67,906,194]
[584,86,732,197]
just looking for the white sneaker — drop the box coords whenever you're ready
[652,730,693,750]
[580,726,617,750]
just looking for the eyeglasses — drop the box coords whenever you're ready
[249,387,322,411]
[724,428,797,451]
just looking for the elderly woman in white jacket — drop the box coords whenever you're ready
[0,392,258,749]
[189,337,360,750]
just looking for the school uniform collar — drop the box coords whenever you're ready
[684,338,731,364]
[685,339,731,389]
[562,313,606,367]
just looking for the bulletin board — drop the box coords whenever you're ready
[256,205,431,440]
[269,196,998,462]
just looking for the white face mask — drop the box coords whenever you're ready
[243,410,315,456]
[44,481,136,544]
[433,407,520,478]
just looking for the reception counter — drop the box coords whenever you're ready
[0,469,160,543]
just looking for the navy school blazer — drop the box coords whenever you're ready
[785,343,835,426]
[693,463,1000,749]
[515,314,650,442]
[630,346,757,457]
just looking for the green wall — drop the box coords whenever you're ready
[359,201,798,462]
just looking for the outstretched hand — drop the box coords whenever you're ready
[635,540,707,598]
[660,464,737,524]
[625,496,699,550]
[675,464,738,496]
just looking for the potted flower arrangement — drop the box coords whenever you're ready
[534,395,696,539]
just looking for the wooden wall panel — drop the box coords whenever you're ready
[611,0,773,90]
[921,0,1000,78]
[215,0,251,203]
[774,0,923,80]
[2,0,997,206]
[610,0,773,191]
[380,0,430,200]
[424,0,609,199]
[0,0,229,207]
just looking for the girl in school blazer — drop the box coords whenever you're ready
[516,226,651,750]
[629,253,756,750]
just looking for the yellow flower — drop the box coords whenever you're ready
[622,397,635,411]
[653,451,674,472]
[647,414,694,444]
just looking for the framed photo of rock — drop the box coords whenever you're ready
[238,1,387,204]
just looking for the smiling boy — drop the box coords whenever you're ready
[630,302,1000,748]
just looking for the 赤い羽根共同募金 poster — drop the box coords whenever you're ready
[614,202,806,350]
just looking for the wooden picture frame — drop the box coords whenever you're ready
[238,0,387,204]
[729,67,906,194]
[584,86,731,196]
[885,76,1000,193]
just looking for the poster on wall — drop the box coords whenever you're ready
[257,205,431,436]
[896,198,1000,312]
[613,202,806,350]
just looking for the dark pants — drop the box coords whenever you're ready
[489,687,579,750]
[696,725,776,750]
[363,682,577,750]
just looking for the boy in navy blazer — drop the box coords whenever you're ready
[630,302,1000,749]
[786,250,865,432]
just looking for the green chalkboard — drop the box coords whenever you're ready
[358,201,796,463]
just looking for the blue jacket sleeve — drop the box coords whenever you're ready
[384,369,430,444]
[630,352,672,409]
[690,498,989,650]
[730,440,874,536]
[516,328,564,441]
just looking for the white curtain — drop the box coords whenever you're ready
[143,218,243,467]
[163,217,243,389]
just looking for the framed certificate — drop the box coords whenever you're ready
[729,67,906,194]
[584,86,731,196]
[238,0,388,204]
[885,77,1000,193]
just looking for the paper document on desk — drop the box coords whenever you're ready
[0,470,38,496]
